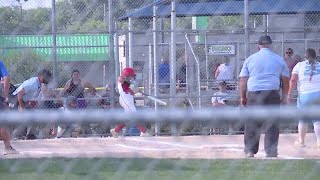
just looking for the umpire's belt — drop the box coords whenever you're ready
[248,90,279,94]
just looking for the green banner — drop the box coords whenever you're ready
[192,16,208,43]
[0,34,109,62]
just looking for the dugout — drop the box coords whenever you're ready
[117,0,320,110]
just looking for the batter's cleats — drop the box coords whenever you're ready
[110,129,119,138]
[140,132,151,137]
[4,146,19,155]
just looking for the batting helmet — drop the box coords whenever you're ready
[121,67,136,77]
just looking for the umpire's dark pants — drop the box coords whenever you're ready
[244,90,280,156]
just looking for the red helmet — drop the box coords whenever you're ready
[121,67,136,77]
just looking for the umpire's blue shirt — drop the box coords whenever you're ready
[239,48,289,91]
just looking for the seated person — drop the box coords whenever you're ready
[56,96,78,138]
[211,81,235,135]
[97,84,112,109]
[212,81,229,107]
[98,84,120,109]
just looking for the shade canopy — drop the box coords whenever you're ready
[119,0,320,20]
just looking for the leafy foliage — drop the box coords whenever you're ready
[0,0,266,35]
[1,49,45,84]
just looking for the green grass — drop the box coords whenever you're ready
[0,158,319,180]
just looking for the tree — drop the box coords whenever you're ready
[2,50,46,84]
[20,8,51,34]
[0,0,156,34]
[0,7,20,34]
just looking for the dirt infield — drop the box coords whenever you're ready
[0,134,319,159]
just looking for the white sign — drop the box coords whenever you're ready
[208,44,236,55]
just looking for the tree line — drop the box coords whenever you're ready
[0,0,151,35]
[0,0,264,35]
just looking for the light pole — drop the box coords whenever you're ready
[16,0,28,19]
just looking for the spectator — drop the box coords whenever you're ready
[98,85,112,109]
[284,48,299,73]
[215,56,234,81]
[239,35,289,158]
[38,83,57,139]
[211,81,235,135]
[0,61,18,155]
[92,84,117,136]
[287,48,320,148]
[211,81,229,107]
[159,55,170,93]
[60,69,96,108]
[39,82,56,109]
[12,69,53,140]
[56,96,78,138]
[176,52,187,88]
[97,84,120,109]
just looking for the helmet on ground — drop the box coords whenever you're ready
[121,67,136,77]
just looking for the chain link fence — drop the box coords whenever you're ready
[1,0,320,179]
[0,108,320,179]
[0,0,320,136]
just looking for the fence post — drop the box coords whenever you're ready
[170,0,177,135]
[244,0,250,59]
[236,41,241,82]
[51,0,57,88]
[109,0,115,107]
[114,21,120,78]
[281,33,284,56]
[153,5,159,111]
[204,33,209,87]
[305,39,308,50]
[153,5,160,135]
[128,18,133,67]
[149,44,153,98]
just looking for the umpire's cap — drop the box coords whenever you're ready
[258,35,272,45]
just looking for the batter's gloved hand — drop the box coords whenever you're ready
[129,80,139,93]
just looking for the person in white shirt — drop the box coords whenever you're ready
[212,81,229,106]
[211,81,235,135]
[12,69,52,140]
[215,56,234,81]
[287,48,320,148]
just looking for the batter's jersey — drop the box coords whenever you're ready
[117,81,134,95]
[117,81,136,112]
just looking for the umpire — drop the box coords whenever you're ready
[239,35,289,158]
